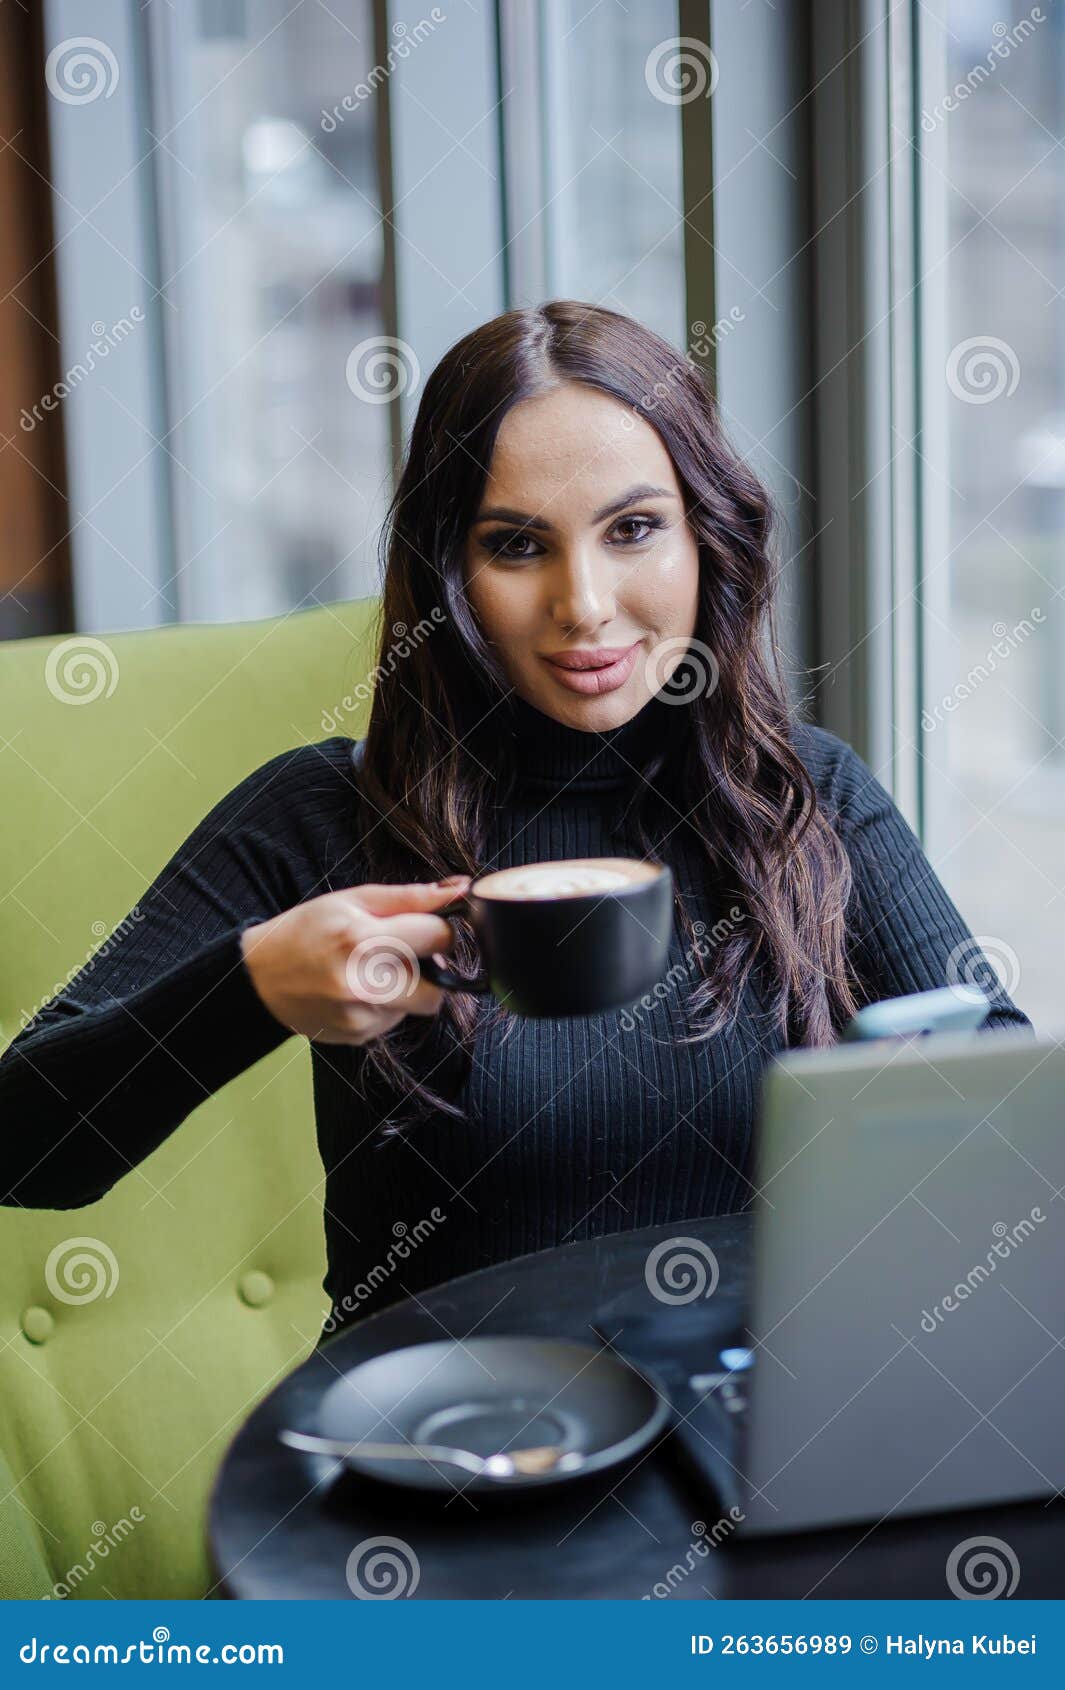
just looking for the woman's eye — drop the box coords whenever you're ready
[478,513,665,559]
[611,514,664,545]
[482,531,541,561]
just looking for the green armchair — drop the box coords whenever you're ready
[0,600,379,1599]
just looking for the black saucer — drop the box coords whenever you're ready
[312,1335,673,1494]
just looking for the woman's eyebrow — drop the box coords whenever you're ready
[472,483,676,530]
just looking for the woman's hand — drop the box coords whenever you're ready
[239,877,471,1046]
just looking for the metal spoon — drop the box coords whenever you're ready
[278,1426,585,1480]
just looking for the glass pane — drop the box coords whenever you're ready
[150,1,389,622]
[920,0,1065,1032]
[541,0,686,349]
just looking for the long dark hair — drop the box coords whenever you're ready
[353,300,858,1133]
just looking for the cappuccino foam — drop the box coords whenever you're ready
[474,857,658,901]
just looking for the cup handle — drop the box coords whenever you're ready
[419,895,492,995]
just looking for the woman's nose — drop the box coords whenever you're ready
[548,551,616,633]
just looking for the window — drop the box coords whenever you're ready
[916,0,1063,1030]
[148,0,390,622]
[533,0,686,349]
[39,0,814,705]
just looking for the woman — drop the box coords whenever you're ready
[0,301,1028,1343]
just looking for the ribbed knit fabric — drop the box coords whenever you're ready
[0,696,1029,1343]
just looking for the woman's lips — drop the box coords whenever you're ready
[539,642,642,695]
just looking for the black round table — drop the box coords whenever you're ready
[208,1213,1065,1599]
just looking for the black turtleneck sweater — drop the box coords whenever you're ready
[0,696,1029,1341]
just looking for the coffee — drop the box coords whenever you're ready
[420,855,673,1016]
[473,856,659,902]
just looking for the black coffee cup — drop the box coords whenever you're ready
[419,856,674,1018]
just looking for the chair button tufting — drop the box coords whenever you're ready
[238,1270,275,1308]
[21,1306,55,1344]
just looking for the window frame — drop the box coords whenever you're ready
[42,0,921,789]
[42,0,176,633]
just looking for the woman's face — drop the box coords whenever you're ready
[463,383,701,732]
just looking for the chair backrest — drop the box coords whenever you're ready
[0,600,379,1598]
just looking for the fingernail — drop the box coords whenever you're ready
[436,874,470,886]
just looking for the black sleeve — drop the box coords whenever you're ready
[802,729,1031,1034]
[0,739,357,1211]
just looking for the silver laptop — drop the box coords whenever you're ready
[723,1030,1065,1536]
